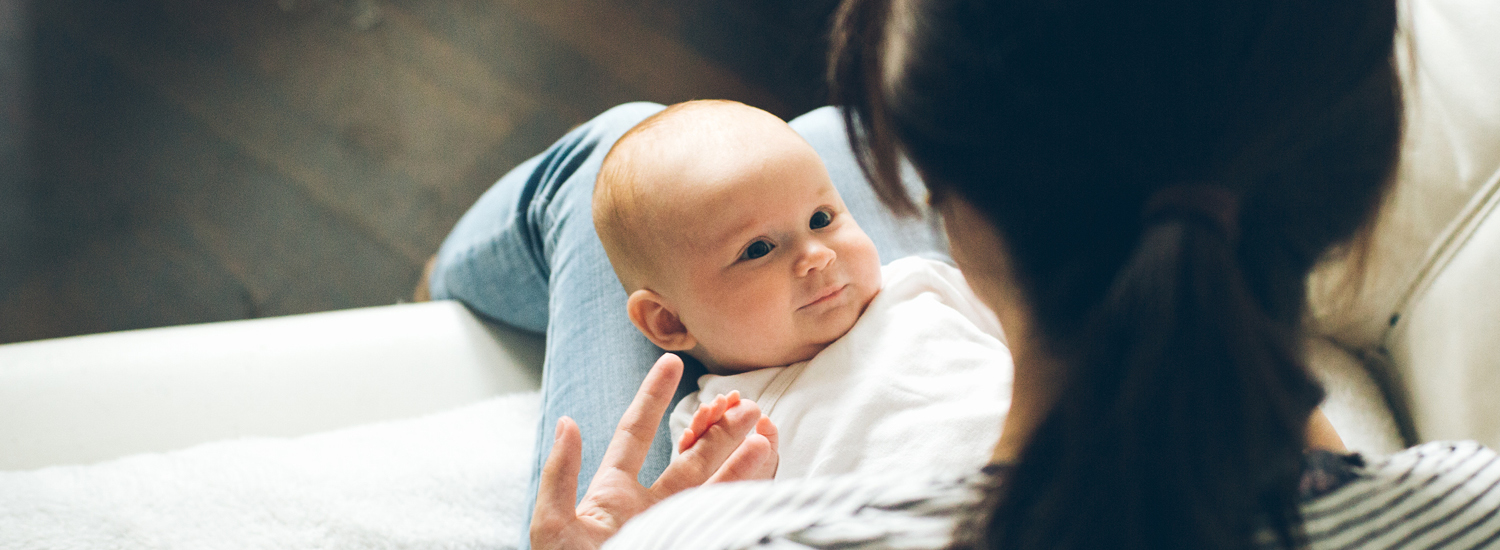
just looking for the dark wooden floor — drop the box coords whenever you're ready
[0,0,837,344]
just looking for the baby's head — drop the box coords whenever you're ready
[594,100,882,374]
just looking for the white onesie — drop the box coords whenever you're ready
[669,256,1014,479]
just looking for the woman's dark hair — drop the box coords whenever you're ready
[829,0,1402,549]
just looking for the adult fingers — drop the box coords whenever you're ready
[597,353,684,479]
[705,433,776,484]
[650,398,763,497]
[531,417,582,547]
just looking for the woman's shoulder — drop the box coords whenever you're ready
[1300,441,1500,548]
[605,467,990,550]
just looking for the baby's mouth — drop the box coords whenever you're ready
[800,284,848,311]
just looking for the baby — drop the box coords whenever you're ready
[593,100,1013,479]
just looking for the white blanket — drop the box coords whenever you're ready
[0,392,540,550]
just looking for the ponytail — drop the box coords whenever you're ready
[958,205,1324,550]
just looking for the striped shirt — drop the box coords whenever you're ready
[604,441,1500,549]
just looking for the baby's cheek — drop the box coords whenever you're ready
[717,289,787,338]
[841,224,879,261]
[849,238,882,284]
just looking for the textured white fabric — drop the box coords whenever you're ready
[670,257,1014,479]
[1306,337,1407,455]
[0,392,540,550]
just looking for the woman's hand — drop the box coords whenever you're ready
[530,353,778,550]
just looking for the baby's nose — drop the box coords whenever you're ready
[796,242,836,276]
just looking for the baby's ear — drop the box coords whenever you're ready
[627,289,697,351]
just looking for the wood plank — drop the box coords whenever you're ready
[42,0,531,264]
[0,0,37,297]
[389,0,790,116]
[5,18,419,343]
[167,0,532,191]
[624,0,839,118]
[0,223,254,344]
[91,48,424,317]
[383,0,650,123]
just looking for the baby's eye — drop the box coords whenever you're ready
[809,210,833,230]
[741,240,774,261]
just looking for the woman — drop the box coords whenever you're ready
[433,0,1500,548]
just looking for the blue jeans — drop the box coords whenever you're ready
[429,102,948,547]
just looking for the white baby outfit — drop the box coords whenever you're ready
[669,256,1014,479]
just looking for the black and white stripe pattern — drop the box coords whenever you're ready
[1295,441,1500,549]
[605,442,1500,550]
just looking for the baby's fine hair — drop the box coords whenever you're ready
[593,99,779,292]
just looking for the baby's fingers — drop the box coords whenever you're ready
[695,395,730,437]
[682,392,741,452]
[651,398,763,497]
[685,401,718,449]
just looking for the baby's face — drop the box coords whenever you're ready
[658,136,882,372]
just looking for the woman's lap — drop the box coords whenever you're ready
[429,102,947,546]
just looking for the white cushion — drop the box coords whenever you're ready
[0,301,543,470]
[1388,182,1500,448]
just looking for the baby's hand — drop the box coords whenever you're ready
[679,392,739,453]
[678,392,780,481]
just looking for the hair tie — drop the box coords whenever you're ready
[1143,185,1241,242]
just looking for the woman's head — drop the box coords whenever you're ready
[830,0,1401,548]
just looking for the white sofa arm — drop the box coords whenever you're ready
[0,300,543,471]
[1388,174,1500,448]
